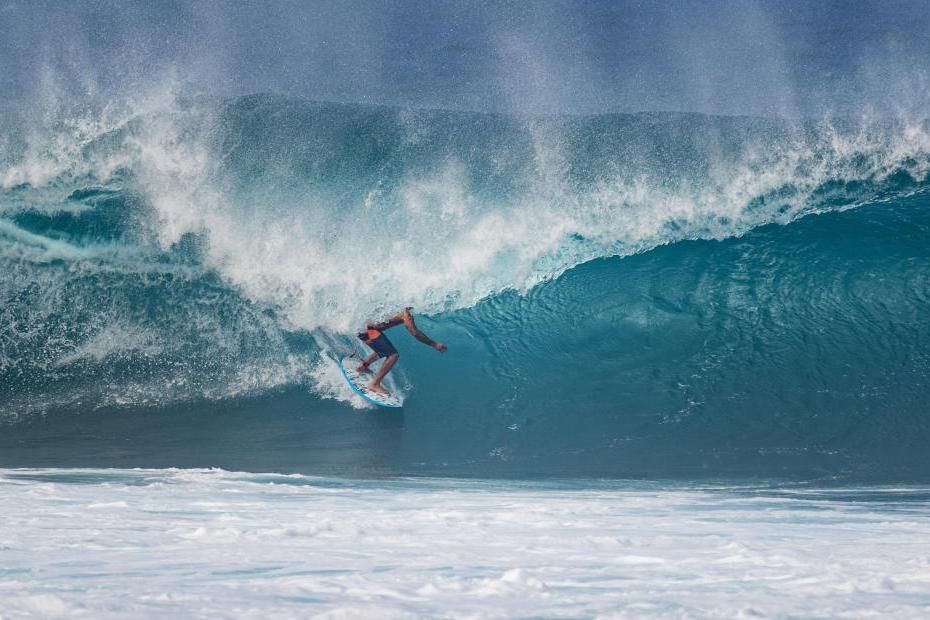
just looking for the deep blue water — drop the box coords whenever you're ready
[1,95,928,482]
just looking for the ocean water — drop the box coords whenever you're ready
[2,94,929,481]
[2,5,930,614]
[1,92,928,617]
[2,469,930,618]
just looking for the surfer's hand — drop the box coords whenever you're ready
[433,342,447,353]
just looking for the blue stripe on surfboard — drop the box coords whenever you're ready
[339,356,403,408]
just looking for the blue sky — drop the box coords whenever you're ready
[2,0,928,116]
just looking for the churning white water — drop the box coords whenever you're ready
[1,469,929,618]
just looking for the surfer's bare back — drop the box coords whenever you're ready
[357,308,447,395]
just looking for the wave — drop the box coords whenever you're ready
[412,192,930,479]
[1,93,929,479]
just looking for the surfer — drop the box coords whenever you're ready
[357,308,447,395]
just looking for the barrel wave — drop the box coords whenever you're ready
[1,93,929,481]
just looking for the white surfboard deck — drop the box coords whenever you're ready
[339,356,403,408]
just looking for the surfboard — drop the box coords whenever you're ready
[339,356,403,408]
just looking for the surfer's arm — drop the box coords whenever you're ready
[367,317,404,331]
[367,309,447,352]
[357,351,379,372]
[401,310,447,352]
[366,307,415,332]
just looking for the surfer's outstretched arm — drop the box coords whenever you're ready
[400,309,447,352]
[366,316,404,331]
[367,308,447,352]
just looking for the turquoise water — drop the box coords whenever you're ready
[1,95,928,481]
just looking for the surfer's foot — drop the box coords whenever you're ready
[368,381,390,395]
[356,364,372,374]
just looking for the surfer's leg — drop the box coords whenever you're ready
[357,352,378,373]
[369,352,398,395]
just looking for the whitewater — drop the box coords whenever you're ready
[3,469,930,618]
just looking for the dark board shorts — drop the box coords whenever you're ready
[368,333,398,358]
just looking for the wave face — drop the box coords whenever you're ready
[1,94,929,480]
